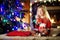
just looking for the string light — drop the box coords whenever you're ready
[30,3,32,6]
[12,12,14,15]
[50,18,56,23]
[44,0,46,3]
[30,13,32,16]
[39,0,42,1]
[34,0,37,3]
[49,0,51,2]
[21,2,24,6]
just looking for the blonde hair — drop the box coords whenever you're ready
[36,5,51,21]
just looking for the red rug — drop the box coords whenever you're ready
[7,31,31,36]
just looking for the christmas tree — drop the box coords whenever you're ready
[0,0,27,34]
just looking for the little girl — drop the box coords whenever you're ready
[35,5,51,36]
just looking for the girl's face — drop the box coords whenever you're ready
[37,7,44,16]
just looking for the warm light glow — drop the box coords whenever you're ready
[21,3,24,6]
[52,34,57,37]
[15,16,20,22]
[45,11,55,23]
[34,0,37,2]
[54,0,56,1]
[50,18,56,23]
[30,3,32,17]
[30,13,32,16]
[49,0,51,2]
[57,26,60,28]
[30,7,32,12]
[30,3,32,6]
[39,0,42,1]
[59,0,60,1]
[22,18,26,23]
[44,0,46,3]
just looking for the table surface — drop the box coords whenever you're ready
[0,28,60,40]
[0,34,60,40]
